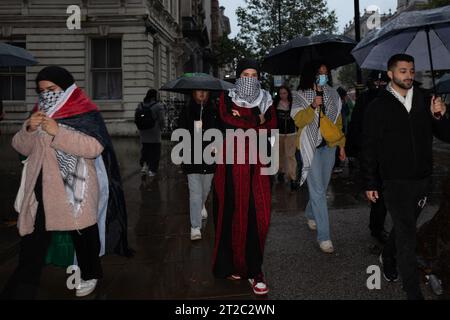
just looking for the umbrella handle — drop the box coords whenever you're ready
[432,95,442,119]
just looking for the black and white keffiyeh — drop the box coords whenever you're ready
[291,85,341,185]
[228,77,273,114]
[38,85,88,218]
[38,90,64,114]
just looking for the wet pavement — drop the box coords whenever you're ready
[0,133,449,300]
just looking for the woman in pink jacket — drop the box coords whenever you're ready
[2,66,108,299]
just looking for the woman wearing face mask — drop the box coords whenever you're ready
[2,66,131,299]
[291,62,346,254]
[177,90,219,241]
[274,85,298,191]
[212,58,276,296]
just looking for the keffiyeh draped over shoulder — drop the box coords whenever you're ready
[290,85,341,185]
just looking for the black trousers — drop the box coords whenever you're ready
[1,172,103,300]
[382,178,430,300]
[140,142,161,172]
[369,193,388,236]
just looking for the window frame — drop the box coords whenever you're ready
[89,37,123,101]
[0,40,27,102]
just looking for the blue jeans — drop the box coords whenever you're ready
[187,174,214,229]
[305,146,336,242]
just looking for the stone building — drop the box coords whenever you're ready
[0,0,231,135]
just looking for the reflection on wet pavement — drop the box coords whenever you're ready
[0,135,449,300]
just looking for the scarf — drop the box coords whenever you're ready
[291,85,341,185]
[38,84,91,218]
[228,77,273,114]
[387,82,414,113]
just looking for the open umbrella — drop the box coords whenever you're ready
[436,73,450,94]
[262,34,357,75]
[0,42,38,66]
[160,72,234,94]
[351,5,450,92]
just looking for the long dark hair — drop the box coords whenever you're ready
[298,61,332,91]
[143,89,157,103]
[273,85,292,108]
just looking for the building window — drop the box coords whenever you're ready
[153,39,160,89]
[91,38,122,100]
[0,42,26,101]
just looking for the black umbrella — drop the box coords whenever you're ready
[0,42,38,66]
[262,34,357,75]
[437,73,450,94]
[351,5,450,93]
[160,72,235,94]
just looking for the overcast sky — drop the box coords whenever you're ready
[222,0,397,37]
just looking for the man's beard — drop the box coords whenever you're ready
[393,76,413,90]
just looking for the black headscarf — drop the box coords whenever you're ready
[35,66,75,93]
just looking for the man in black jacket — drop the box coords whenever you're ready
[362,54,450,300]
[347,71,390,244]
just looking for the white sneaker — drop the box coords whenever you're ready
[201,205,208,220]
[147,170,156,177]
[319,240,334,253]
[307,219,317,230]
[75,279,98,297]
[190,227,202,240]
[140,163,148,175]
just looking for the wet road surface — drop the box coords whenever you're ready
[0,134,449,300]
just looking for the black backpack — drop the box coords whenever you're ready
[134,102,156,130]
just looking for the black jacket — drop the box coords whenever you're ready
[346,87,382,157]
[276,104,296,134]
[177,99,220,175]
[361,87,450,190]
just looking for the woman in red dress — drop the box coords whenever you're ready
[212,59,276,295]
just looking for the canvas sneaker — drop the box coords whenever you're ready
[201,205,208,220]
[319,240,334,253]
[140,163,148,175]
[190,227,202,241]
[307,219,317,230]
[248,273,269,295]
[75,279,98,297]
[379,254,399,282]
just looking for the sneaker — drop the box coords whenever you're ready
[75,279,97,297]
[248,273,269,295]
[307,219,317,231]
[140,163,148,175]
[379,254,399,282]
[190,227,201,240]
[201,205,208,220]
[147,170,156,177]
[319,240,334,253]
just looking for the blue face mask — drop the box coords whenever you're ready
[316,74,328,86]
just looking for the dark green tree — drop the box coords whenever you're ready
[235,0,338,60]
